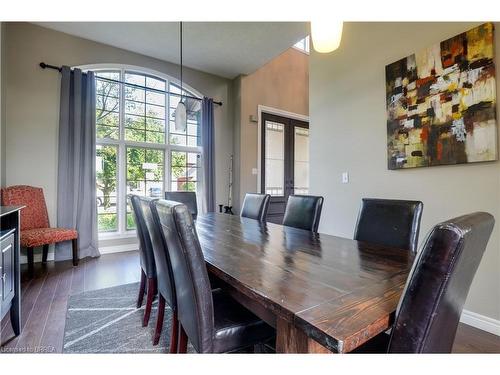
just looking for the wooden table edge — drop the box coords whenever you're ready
[292,309,398,353]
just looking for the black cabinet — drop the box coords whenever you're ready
[0,206,22,344]
[1,231,16,314]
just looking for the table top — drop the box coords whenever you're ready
[195,213,414,353]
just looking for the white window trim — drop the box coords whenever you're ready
[83,64,204,239]
[76,63,203,98]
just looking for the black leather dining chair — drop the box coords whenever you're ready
[282,195,324,232]
[165,191,198,220]
[354,198,424,253]
[135,196,178,350]
[354,212,494,353]
[151,199,275,353]
[129,195,157,328]
[240,193,271,222]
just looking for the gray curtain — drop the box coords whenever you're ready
[201,97,215,212]
[56,66,99,260]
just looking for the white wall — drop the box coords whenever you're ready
[310,22,500,322]
[4,22,234,258]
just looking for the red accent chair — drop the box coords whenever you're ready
[1,185,78,276]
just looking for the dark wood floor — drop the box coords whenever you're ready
[1,251,140,353]
[1,251,499,353]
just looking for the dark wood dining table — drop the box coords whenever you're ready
[195,213,415,353]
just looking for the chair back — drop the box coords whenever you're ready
[354,198,423,253]
[152,199,214,353]
[240,193,271,222]
[165,191,198,220]
[1,185,50,230]
[388,212,494,353]
[129,195,156,278]
[138,196,176,308]
[282,195,324,232]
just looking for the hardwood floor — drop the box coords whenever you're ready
[452,323,500,353]
[1,251,499,353]
[1,251,140,353]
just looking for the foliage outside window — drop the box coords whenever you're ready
[95,68,203,234]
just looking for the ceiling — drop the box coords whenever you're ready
[34,22,308,79]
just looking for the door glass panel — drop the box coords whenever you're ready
[265,121,285,196]
[294,127,309,194]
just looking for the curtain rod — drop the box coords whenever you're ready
[39,62,223,106]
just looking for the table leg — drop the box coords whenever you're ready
[275,317,333,353]
[10,298,21,335]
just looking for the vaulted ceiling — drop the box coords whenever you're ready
[35,22,308,79]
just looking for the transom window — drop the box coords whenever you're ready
[293,36,310,54]
[94,67,203,235]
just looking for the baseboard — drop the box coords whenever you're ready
[19,244,138,264]
[460,309,500,336]
[99,243,139,255]
[20,252,55,264]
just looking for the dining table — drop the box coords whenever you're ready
[195,213,415,353]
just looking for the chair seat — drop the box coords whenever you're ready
[212,290,275,353]
[21,227,78,247]
[351,332,390,353]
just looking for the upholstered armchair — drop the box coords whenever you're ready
[1,185,78,276]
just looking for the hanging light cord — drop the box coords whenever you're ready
[180,21,183,102]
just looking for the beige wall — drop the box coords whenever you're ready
[4,22,234,257]
[233,47,309,210]
[310,22,500,322]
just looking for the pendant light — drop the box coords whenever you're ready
[311,18,343,54]
[175,21,187,132]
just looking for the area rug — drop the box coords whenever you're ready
[63,282,195,353]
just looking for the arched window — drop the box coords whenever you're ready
[90,66,203,235]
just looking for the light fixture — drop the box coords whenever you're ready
[175,21,187,132]
[311,19,343,53]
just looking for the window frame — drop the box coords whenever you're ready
[83,64,204,239]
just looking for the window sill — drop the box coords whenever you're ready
[98,231,137,241]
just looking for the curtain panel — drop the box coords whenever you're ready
[201,97,216,213]
[56,66,100,260]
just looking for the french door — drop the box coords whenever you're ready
[260,112,309,224]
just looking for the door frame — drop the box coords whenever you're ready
[257,105,310,193]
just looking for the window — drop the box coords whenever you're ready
[94,67,203,235]
[125,146,164,230]
[96,144,118,232]
[264,121,285,196]
[293,36,310,54]
[171,151,200,192]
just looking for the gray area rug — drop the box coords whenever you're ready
[63,282,195,353]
